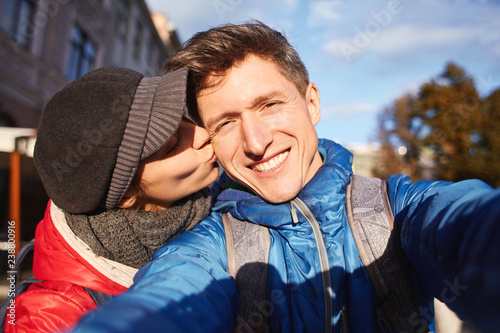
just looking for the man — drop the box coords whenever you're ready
[72,22,500,333]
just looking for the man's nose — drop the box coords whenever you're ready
[191,124,211,149]
[241,114,273,157]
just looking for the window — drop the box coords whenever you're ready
[0,0,36,49]
[133,21,143,60]
[66,25,96,81]
[146,37,154,70]
[115,0,129,40]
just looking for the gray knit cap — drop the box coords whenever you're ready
[34,66,188,214]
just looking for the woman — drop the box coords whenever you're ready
[4,67,219,333]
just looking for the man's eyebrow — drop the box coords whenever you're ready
[250,90,287,109]
[204,90,287,130]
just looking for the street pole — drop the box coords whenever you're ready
[9,148,21,256]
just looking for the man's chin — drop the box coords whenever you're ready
[255,188,300,204]
[234,173,303,203]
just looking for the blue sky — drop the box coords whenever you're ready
[145,0,500,145]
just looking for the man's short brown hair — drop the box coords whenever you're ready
[163,21,310,123]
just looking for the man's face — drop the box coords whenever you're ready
[197,55,323,203]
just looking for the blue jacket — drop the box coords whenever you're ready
[72,139,500,333]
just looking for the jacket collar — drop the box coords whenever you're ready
[32,201,137,293]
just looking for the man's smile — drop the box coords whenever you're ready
[251,150,289,173]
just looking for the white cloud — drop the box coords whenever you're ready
[324,23,492,62]
[378,25,478,52]
[321,102,379,119]
[321,0,500,63]
[307,0,343,27]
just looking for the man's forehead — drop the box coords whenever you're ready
[195,55,296,124]
[198,55,276,93]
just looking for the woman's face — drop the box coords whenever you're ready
[126,119,219,211]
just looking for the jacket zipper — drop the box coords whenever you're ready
[340,307,347,333]
[291,198,333,333]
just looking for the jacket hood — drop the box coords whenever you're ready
[33,201,137,295]
[213,139,353,227]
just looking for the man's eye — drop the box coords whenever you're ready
[215,121,231,133]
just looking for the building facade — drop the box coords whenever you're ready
[0,0,178,128]
[345,143,379,177]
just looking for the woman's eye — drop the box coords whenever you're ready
[163,136,179,155]
[168,141,180,154]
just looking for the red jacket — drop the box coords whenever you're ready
[5,201,138,333]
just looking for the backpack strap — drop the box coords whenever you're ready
[84,287,112,305]
[346,175,430,333]
[222,212,271,333]
[13,241,35,271]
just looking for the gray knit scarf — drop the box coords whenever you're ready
[65,188,212,269]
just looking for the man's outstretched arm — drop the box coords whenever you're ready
[388,175,500,331]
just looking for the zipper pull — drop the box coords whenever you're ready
[290,201,299,224]
[340,307,348,333]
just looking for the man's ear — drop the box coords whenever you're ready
[117,195,137,209]
[305,82,321,126]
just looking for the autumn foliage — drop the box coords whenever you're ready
[374,62,500,187]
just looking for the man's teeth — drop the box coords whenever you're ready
[252,151,289,172]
